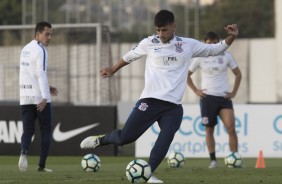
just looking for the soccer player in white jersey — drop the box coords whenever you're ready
[18,21,58,172]
[188,31,242,169]
[80,10,238,183]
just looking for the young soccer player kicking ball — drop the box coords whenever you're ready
[81,10,238,183]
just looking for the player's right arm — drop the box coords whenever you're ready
[100,38,148,78]
[187,59,206,97]
[100,59,129,78]
[187,71,206,98]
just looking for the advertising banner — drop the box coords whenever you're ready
[136,104,282,158]
[0,105,117,156]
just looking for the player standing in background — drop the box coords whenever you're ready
[18,21,58,172]
[187,31,242,169]
[81,10,238,183]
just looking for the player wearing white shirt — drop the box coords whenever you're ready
[188,31,242,169]
[80,10,239,183]
[18,22,58,172]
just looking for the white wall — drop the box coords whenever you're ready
[276,0,282,101]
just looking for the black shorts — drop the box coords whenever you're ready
[200,95,233,127]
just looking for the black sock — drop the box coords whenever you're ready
[210,152,216,161]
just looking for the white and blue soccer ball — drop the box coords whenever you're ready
[126,159,152,183]
[224,152,243,168]
[167,152,185,168]
[81,153,101,172]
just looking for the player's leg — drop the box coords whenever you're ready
[200,95,219,168]
[19,105,37,171]
[37,103,52,171]
[148,104,183,173]
[20,105,37,153]
[205,126,216,159]
[81,98,160,148]
[219,108,238,152]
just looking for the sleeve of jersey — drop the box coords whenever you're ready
[36,51,50,100]
[122,38,148,63]
[189,58,199,72]
[192,39,230,58]
[226,52,238,69]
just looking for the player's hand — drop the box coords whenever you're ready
[224,24,238,37]
[100,67,114,78]
[37,99,47,112]
[194,89,207,98]
[50,86,58,96]
[224,92,236,100]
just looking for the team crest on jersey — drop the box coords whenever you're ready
[217,58,224,64]
[152,38,160,43]
[175,42,183,53]
[138,102,148,111]
[202,117,209,125]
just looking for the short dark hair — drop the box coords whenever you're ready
[204,31,220,42]
[154,10,174,27]
[35,21,52,35]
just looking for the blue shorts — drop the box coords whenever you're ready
[200,95,233,127]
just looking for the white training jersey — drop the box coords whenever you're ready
[19,40,51,105]
[189,51,238,97]
[123,35,230,104]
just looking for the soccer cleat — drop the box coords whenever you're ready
[80,135,104,149]
[208,160,217,169]
[18,154,28,171]
[38,167,53,172]
[147,175,164,183]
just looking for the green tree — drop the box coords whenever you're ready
[0,0,21,24]
[199,0,274,39]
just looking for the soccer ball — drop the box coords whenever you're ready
[81,153,101,172]
[224,152,243,168]
[126,159,152,183]
[167,152,185,168]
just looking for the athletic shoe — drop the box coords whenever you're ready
[18,154,28,171]
[80,135,104,149]
[208,160,217,169]
[147,175,164,183]
[38,167,53,172]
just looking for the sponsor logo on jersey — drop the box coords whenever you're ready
[175,42,183,53]
[163,57,178,66]
[138,102,148,111]
[154,47,162,53]
[20,84,32,89]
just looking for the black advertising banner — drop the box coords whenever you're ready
[0,105,117,156]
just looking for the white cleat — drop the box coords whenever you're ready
[18,154,28,171]
[208,160,217,169]
[147,175,164,183]
[80,135,104,149]
[38,167,53,172]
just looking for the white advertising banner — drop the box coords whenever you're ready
[136,104,282,158]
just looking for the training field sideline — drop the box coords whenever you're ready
[0,156,282,184]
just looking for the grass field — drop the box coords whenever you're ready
[1,156,282,184]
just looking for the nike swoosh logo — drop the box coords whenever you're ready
[53,122,100,142]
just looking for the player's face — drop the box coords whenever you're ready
[155,23,175,43]
[36,26,52,46]
[205,38,219,44]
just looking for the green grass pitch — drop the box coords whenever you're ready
[1,156,282,184]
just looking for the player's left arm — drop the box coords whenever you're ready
[225,67,242,99]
